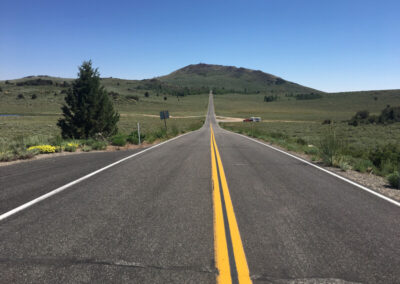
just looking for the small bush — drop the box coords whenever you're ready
[82,145,92,152]
[352,158,374,173]
[64,143,78,152]
[28,145,56,153]
[90,140,108,150]
[0,152,15,162]
[31,94,37,100]
[126,95,139,101]
[304,145,318,155]
[111,134,127,146]
[339,160,351,171]
[318,127,343,166]
[387,172,400,189]
[369,144,400,170]
[170,124,179,136]
[109,91,120,100]
[17,94,25,99]
[264,95,278,102]
[322,119,331,125]
[127,131,145,145]
[295,137,307,145]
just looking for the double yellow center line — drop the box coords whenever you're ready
[210,125,252,284]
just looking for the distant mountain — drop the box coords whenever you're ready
[158,63,321,94]
[2,64,322,96]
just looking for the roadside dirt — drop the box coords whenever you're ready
[216,116,317,123]
[216,116,244,122]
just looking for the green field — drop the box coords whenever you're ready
[0,77,209,161]
[214,91,400,180]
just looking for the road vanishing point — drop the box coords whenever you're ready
[0,94,399,283]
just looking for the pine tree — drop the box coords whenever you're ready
[57,61,119,139]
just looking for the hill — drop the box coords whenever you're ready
[158,63,321,94]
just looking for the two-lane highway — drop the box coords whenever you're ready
[1,94,399,283]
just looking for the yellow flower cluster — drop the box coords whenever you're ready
[67,142,79,148]
[27,145,56,153]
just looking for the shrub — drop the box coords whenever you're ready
[264,95,278,102]
[109,91,120,100]
[64,143,78,152]
[17,94,25,99]
[82,145,92,152]
[304,145,318,155]
[90,140,107,150]
[352,158,374,173]
[164,96,167,101]
[127,131,145,145]
[28,145,56,153]
[111,134,127,146]
[387,172,400,189]
[322,119,332,125]
[269,132,287,139]
[170,124,179,136]
[126,95,139,101]
[318,127,343,166]
[368,144,400,170]
[144,91,150,97]
[379,106,400,123]
[338,160,351,171]
[0,86,2,92]
[295,137,307,145]
[31,94,37,100]
[355,110,369,120]
[0,152,14,162]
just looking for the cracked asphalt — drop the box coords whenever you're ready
[0,94,399,283]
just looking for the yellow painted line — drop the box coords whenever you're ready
[211,125,252,284]
[211,128,232,283]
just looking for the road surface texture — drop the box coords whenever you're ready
[0,94,399,283]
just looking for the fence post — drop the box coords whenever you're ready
[137,122,141,145]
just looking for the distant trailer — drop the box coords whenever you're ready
[251,117,261,122]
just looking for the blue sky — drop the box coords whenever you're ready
[0,0,399,92]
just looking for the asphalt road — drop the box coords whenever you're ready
[0,94,399,283]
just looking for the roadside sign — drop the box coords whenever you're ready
[160,110,169,120]
[160,110,169,132]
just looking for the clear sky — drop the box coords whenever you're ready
[1,0,399,92]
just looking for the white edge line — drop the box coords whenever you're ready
[219,127,400,208]
[0,130,197,222]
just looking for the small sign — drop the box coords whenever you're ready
[160,110,169,120]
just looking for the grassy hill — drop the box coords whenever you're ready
[158,63,321,94]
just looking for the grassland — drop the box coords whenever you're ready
[0,77,209,161]
[214,90,400,183]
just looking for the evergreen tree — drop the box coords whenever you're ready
[57,61,119,139]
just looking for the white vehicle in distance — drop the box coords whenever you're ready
[251,117,261,122]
